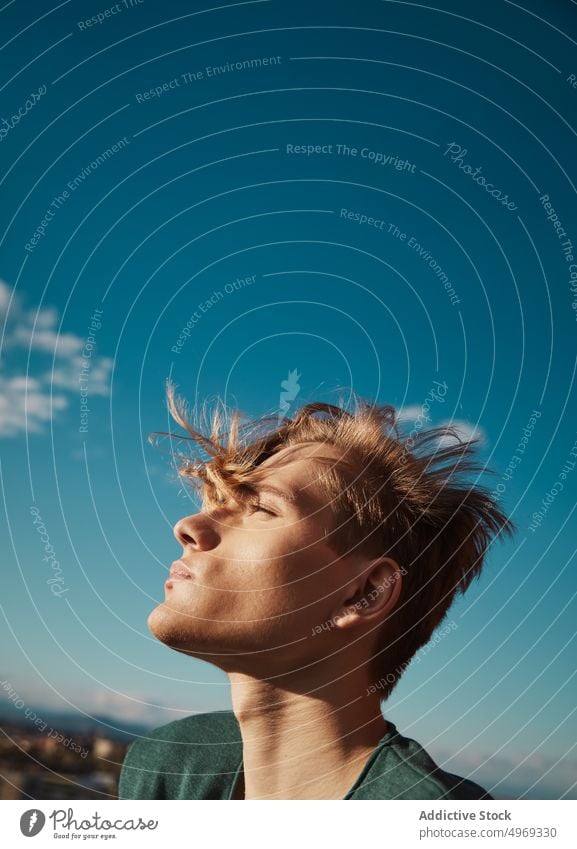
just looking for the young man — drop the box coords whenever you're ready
[119,388,514,800]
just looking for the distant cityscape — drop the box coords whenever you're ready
[0,704,147,800]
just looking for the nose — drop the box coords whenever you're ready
[173,512,220,551]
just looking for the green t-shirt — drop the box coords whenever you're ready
[118,711,493,800]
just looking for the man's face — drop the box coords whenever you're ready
[148,441,358,673]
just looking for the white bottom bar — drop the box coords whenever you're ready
[2,799,575,848]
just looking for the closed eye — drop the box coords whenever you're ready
[247,501,277,516]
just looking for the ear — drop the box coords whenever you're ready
[331,557,403,630]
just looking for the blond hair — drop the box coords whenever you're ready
[152,382,515,699]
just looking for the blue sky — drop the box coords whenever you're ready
[1,0,576,800]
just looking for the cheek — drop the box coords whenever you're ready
[231,535,341,616]
[157,532,339,629]
[194,561,328,626]
[246,558,340,629]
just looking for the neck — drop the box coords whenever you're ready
[228,667,389,800]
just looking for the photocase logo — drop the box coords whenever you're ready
[20,809,45,837]
[278,368,301,422]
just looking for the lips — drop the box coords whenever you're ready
[166,560,194,586]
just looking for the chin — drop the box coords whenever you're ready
[147,603,168,640]
[147,602,189,647]
[146,602,217,658]
[146,604,263,670]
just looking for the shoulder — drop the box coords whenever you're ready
[353,727,493,800]
[137,710,241,744]
[119,711,242,800]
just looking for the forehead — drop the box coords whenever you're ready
[255,441,344,497]
[260,440,343,469]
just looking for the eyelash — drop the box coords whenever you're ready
[248,501,276,516]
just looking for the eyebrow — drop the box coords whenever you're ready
[251,483,299,504]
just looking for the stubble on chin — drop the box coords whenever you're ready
[147,602,192,646]
[148,601,224,659]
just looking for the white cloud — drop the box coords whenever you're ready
[396,405,424,423]
[0,376,69,435]
[47,357,113,395]
[440,419,487,445]
[397,405,486,447]
[432,744,577,800]
[0,675,228,730]
[10,326,84,356]
[0,279,13,315]
[0,279,112,437]
[35,306,59,328]
[437,420,486,446]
